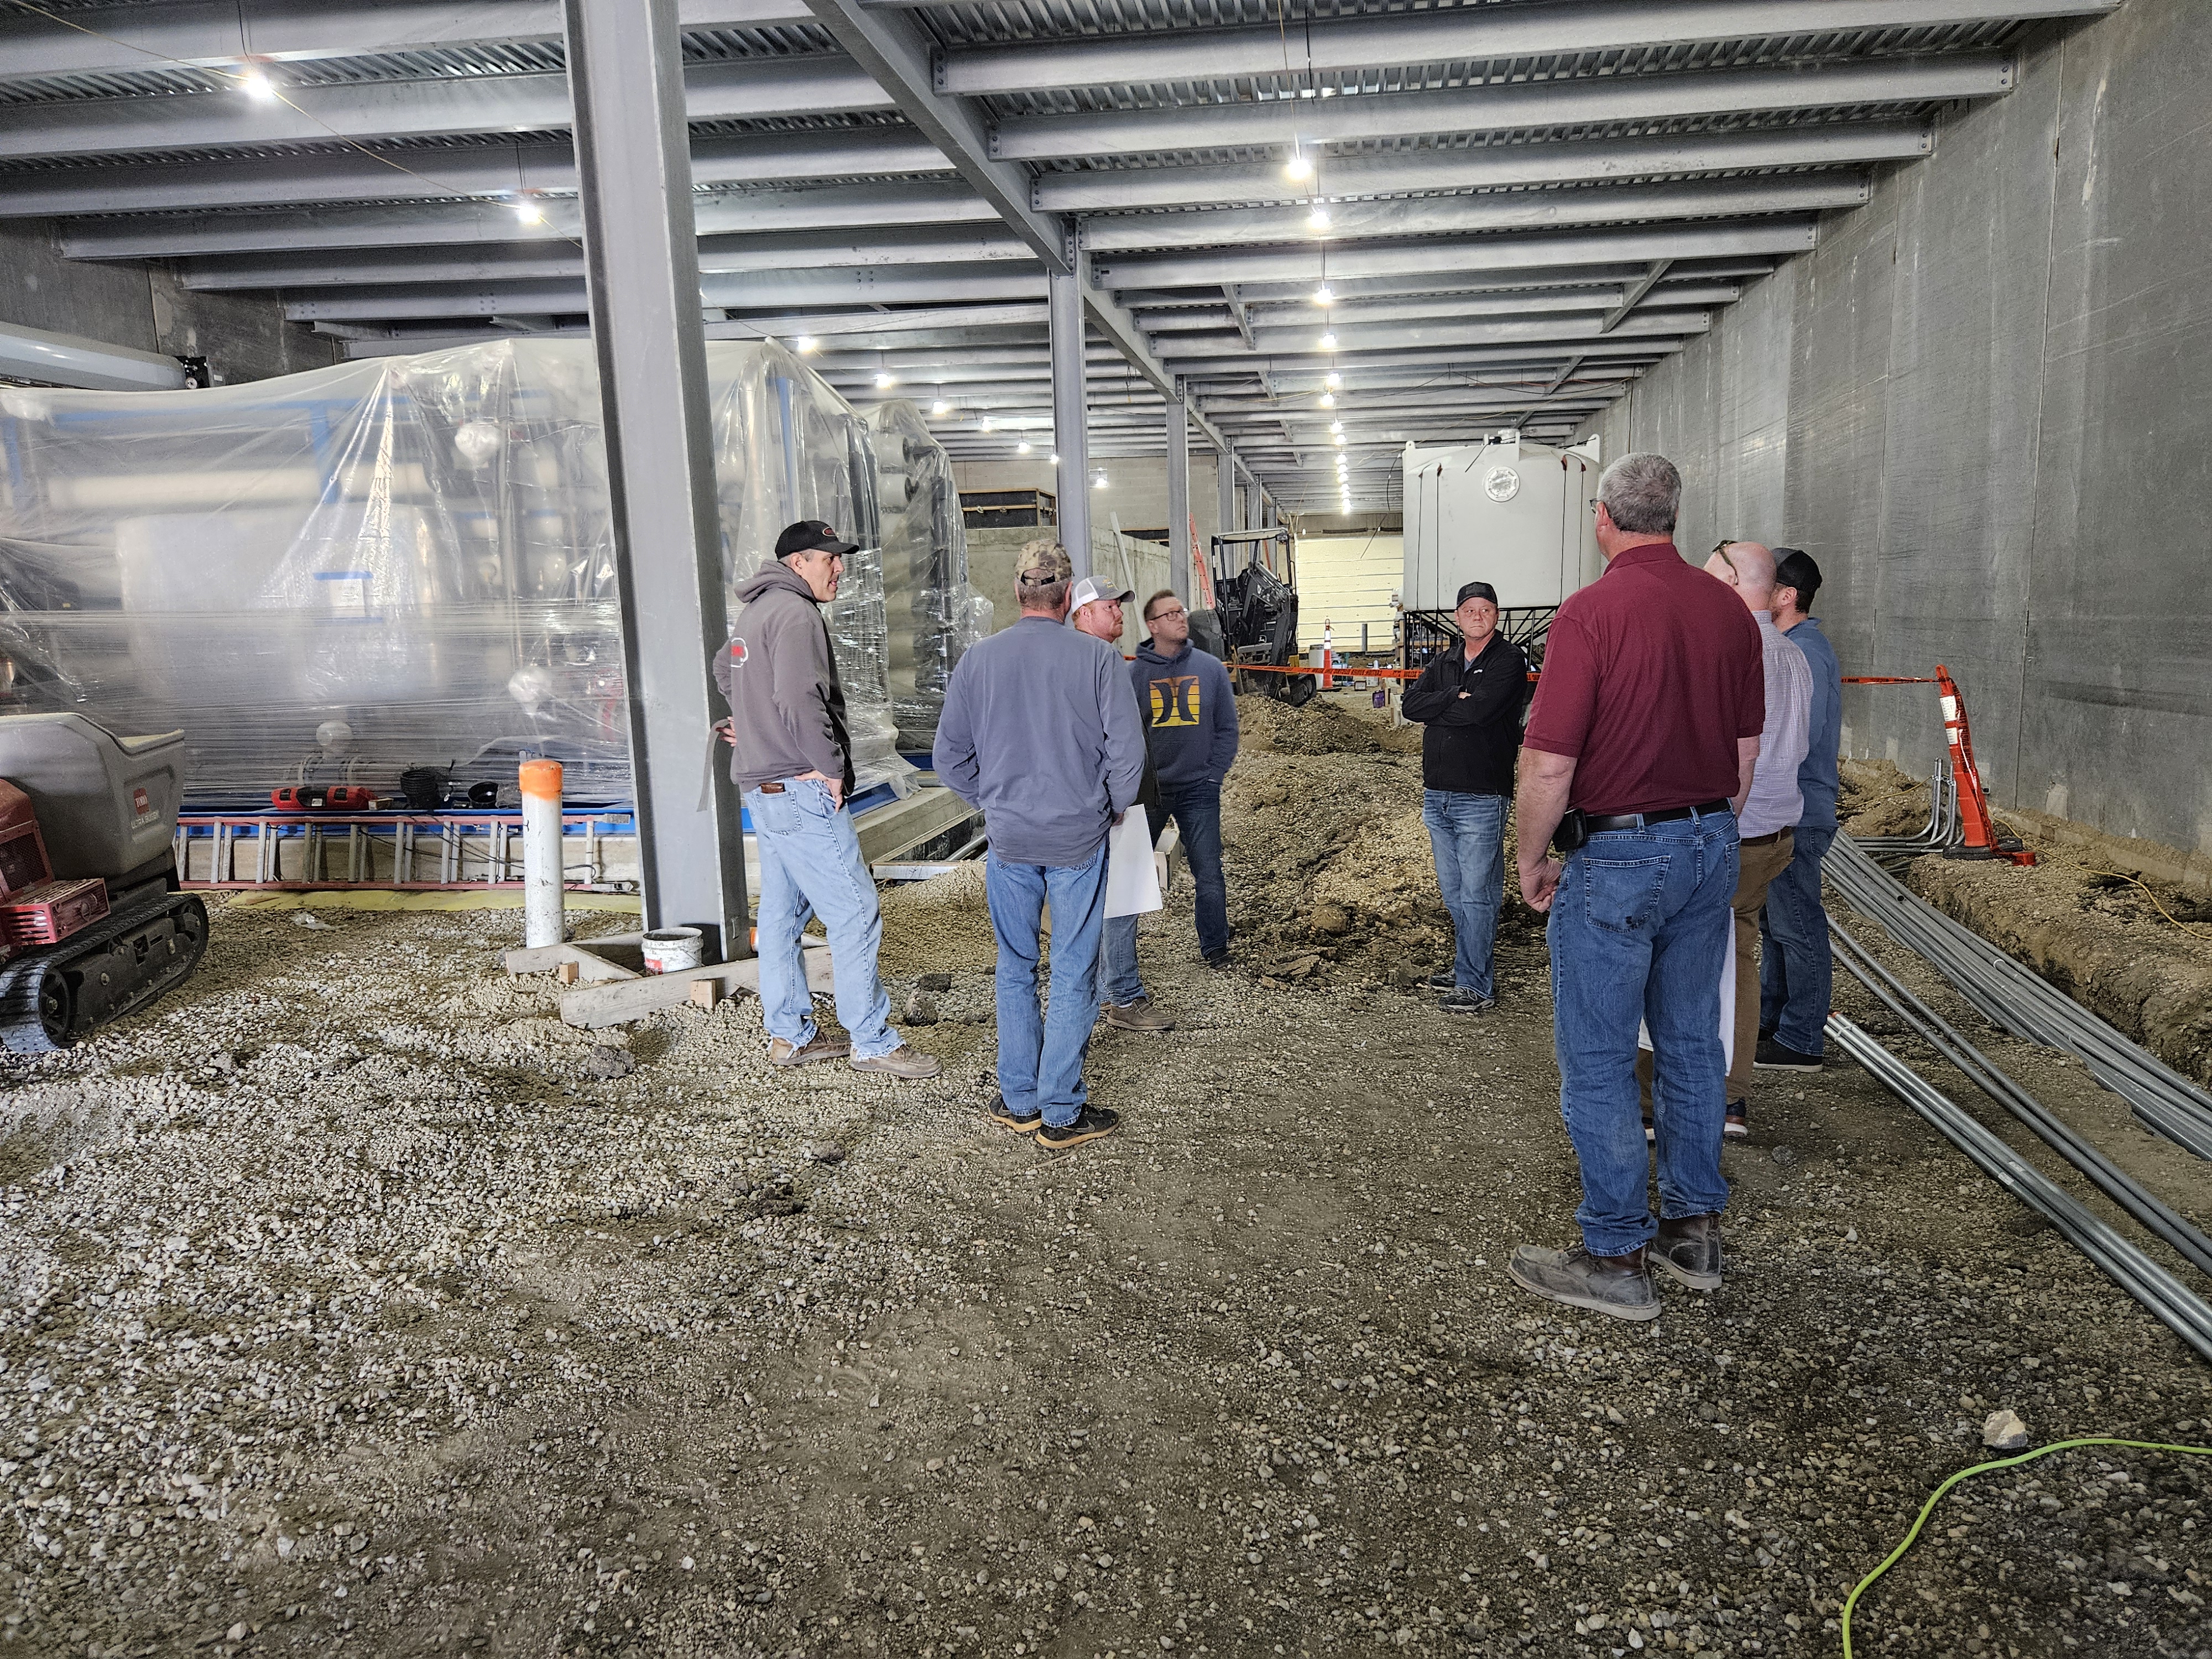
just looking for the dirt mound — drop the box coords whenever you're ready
[1221,692,1538,988]
[1235,690,1423,758]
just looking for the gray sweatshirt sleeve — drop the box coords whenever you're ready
[932,656,983,806]
[1101,647,1147,813]
[770,601,846,781]
[712,642,733,704]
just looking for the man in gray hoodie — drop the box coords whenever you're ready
[714,519,939,1081]
[934,542,1146,1149]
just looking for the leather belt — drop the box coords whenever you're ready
[757,782,786,794]
[1585,799,1732,833]
[1740,828,1791,847]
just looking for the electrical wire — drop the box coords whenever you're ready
[1841,1437,2212,1659]
[2086,867,2212,942]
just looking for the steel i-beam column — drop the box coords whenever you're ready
[1217,441,1238,537]
[1165,392,1191,605]
[1049,268,1092,578]
[563,0,749,960]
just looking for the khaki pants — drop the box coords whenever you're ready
[1636,827,1796,1111]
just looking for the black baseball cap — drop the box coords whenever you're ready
[1455,580,1499,607]
[775,519,859,559]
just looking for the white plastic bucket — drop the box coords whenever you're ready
[640,926,705,974]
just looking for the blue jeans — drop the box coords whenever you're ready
[1760,823,1836,1056]
[745,779,898,1060]
[985,841,1110,1129]
[1422,789,1506,999]
[1100,782,1228,1003]
[1547,811,1739,1255]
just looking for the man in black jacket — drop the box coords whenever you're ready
[1400,580,1531,1013]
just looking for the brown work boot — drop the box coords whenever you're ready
[769,1032,849,1067]
[1102,995,1175,1033]
[1652,1213,1723,1291]
[848,1045,942,1080]
[1507,1241,1661,1322]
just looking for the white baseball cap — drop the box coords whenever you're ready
[1067,575,1135,611]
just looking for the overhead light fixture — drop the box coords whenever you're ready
[1317,392,1335,408]
[1318,333,1337,351]
[1284,149,1313,182]
[1016,441,1032,454]
[1324,371,1342,389]
[1330,420,1343,434]
[1308,206,1331,231]
[980,416,994,432]
[1092,472,1109,490]
[931,398,951,415]
[873,370,895,388]
[238,67,276,102]
[514,199,546,227]
[795,336,819,355]
[1049,452,1060,465]
[1313,285,1334,307]
[1334,434,1346,446]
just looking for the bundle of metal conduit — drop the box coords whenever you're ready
[1826,832,2212,1160]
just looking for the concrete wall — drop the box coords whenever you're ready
[1582,0,2212,854]
[2,220,337,384]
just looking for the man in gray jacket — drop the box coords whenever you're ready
[714,519,939,1080]
[934,542,1146,1149]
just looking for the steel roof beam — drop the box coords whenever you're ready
[1093,220,1817,292]
[0,56,884,163]
[0,130,949,220]
[1210,308,1711,358]
[63,179,994,259]
[280,260,1043,319]
[1116,259,1778,309]
[1170,338,1677,378]
[0,1,811,81]
[1082,174,1867,254]
[1035,121,1929,212]
[949,1,2109,96]
[176,225,1036,290]
[992,56,2015,161]
[801,0,1068,273]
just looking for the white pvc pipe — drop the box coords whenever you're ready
[519,758,564,948]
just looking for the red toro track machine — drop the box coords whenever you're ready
[0,714,208,1054]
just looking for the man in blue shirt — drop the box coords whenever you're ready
[1756,549,1843,1071]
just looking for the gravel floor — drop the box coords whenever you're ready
[2,697,2209,1659]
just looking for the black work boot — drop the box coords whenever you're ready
[1506,1241,1661,1322]
[1651,1213,1723,1291]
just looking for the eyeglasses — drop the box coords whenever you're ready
[1710,542,1741,584]
[1148,606,1188,622]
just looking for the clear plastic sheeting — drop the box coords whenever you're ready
[862,399,988,750]
[0,337,905,803]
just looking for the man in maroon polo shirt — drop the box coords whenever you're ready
[1507,452,1765,1323]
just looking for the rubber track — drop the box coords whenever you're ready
[0,889,207,1055]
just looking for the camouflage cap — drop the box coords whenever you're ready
[1015,541,1074,586]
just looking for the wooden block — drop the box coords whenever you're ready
[559,945,832,1030]
[688,979,721,1010]
[503,937,642,983]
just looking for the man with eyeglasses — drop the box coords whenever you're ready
[1102,589,1239,1000]
[714,519,941,1081]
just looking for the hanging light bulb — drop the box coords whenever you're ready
[980,416,994,432]
[514,197,546,227]
[238,67,276,102]
[1049,452,1060,465]
[1312,284,1334,307]
[1093,472,1109,490]
[874,370,895,389]
[1308,205,1331,231]
[1331,420,1343,434]
[1016,441,1032,454]
[1334,433,1346,446]
[1284,148,1313,182]
[1317,392,1335,408]
[1318,332,1337,351]
[1324,371,1342,389]
[795,336,819,355]
[931,398,951,416]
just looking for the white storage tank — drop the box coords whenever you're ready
[1401,432,1604,614]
